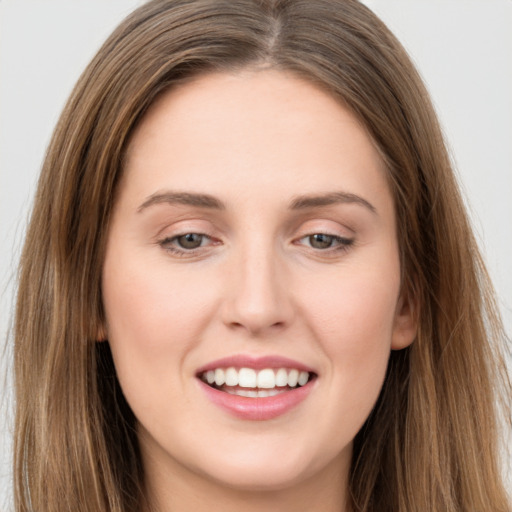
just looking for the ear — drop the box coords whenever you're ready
[391,288,418,350]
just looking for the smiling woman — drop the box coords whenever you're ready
[101,71,414,503]
[12,1,511,512]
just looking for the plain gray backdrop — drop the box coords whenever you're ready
[1,0,511,508]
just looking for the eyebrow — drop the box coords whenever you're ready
[289,191,377,214]
[137,191,225,212]
[137,190,377,215]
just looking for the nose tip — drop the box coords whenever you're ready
[228,310,286,336]
[227,295,287,335]
[222,251,293,336]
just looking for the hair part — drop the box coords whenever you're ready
[14,1,511,511]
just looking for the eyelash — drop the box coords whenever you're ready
[158,232,354,257]
[296,233,354,253]
[158,233,216,257]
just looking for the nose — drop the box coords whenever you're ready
[221,239,294,336]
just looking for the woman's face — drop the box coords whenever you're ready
[101,70,416,495]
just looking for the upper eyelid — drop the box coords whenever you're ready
[154,214,356,243]
[156,222,354,240]
[290,214,356,232]
[154,219,215,237]
[160,232,214,245]
[292,226,354,241]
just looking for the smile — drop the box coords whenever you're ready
[196,356,317,420]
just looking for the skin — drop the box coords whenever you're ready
[101,69,417,512]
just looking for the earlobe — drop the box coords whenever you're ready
[391,290,418,350]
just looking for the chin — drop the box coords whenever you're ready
[190,441,349,493]
[201,461,311,492]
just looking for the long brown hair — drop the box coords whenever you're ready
[14,1,511,510]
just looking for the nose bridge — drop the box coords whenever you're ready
[224,230,292,334]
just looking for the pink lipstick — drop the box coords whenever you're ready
[196,355,317,421]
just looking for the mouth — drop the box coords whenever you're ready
[199,367,316,397]
[196,356,317,420]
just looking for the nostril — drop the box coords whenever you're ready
[226,319,288,336]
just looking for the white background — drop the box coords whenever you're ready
[1,0,511,508]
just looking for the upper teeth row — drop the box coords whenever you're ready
[202,367,310,389]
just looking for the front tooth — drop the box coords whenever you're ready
[257,369,276,388]
[275,368,288,387]
[298,371,309,386]
[287,369,299,387]
[225,367,238,386]
[257,389,271,397]
[206,370,215,384]
[238,368,257,388]
[214,368,225,386]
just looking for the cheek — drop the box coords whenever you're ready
[101,254,226,439]
[103,254,213,344]
[299,257,400,411]
[100,251,220,401]
[304,266,399,346]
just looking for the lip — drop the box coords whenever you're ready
[195,354,316,374]
[197,378,315,421]
[196,354,317,421]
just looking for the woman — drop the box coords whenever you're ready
[13,0,511,511]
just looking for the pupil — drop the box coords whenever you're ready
[178,233,202,249]
[310,234,333,249]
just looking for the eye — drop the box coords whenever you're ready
[307,233,336,249]
[297,233,353,251]
[174,233,206,249]
[158,232,215,256]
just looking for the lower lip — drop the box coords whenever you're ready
[198,379,315,421]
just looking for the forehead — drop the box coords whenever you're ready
[121,69,391,217]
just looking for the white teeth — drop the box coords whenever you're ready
[298,371,309,386]
[214,368,225,386]
[257,368,275,389]
[275,368,288,387]
[203,367,312,391]
[287,369,299,387]
[225,388,287,397]
[238,368,257,388]
[233,389,251,397]
[225,367,238,386]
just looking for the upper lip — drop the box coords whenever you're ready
[196,354,316,375]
